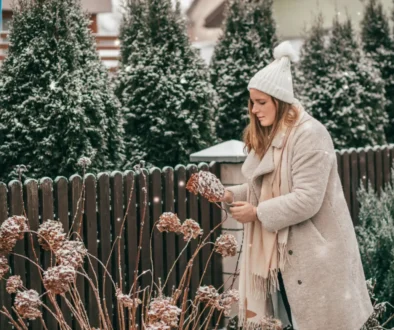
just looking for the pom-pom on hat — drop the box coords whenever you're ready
[247,41,297,104]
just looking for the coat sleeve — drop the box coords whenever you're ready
[221,182,248,214]
[256,123,336,233]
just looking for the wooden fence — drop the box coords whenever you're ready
[1,143,394,329]
[335,144,394,225]
[0,162,224,330]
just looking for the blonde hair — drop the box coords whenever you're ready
[242,95,300,160]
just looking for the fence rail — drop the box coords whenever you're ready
[0,161,224,329]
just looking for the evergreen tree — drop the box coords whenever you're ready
[361,0,394,143]
[210,0,277,142]
[0,0,124,182]
[119,0,148,66]
[116,0,217,170]
[325,16,387,149]
[356,174,394,328]
[295,14,332,123]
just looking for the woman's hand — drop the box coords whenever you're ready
[229,201,258,224]
[219,189,234,204]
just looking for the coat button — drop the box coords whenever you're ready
[298,280,302,285]
[288,250,293,255]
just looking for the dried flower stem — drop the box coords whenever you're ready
[162,234,192,290]
[10,251,44,272]
[182,301,200,330]
[40,317,49,330]
[70,282,91,328]
[178,261,194,329]
[190,302,210,330]
[114,169,137,330]
[130,169,148,328]
[11,306,29,330]
[67,170,86,239]
[78,268,110,330]
[216,202,242,289]
[202,307,215,330]
[87,252,117,289]
[213,310,224,330]
[198,245,215,288]
[1,307,23,330]
[148,221,158,307]
[62,294,89,329]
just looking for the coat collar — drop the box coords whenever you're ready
[242,100,308,182]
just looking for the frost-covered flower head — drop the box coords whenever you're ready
[6,275,23,294]
[43,265,76,294]
[14,290,42,320]
[0,216,28,253]
[186,170,225,203]
[37,220,66,251]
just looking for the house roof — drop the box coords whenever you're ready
[3,0,112,13]
[204,1,225,28]
[186,0,202,16]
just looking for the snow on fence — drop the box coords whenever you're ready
[0,162,224,329]
[0,32,121,72]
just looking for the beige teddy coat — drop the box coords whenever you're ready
[223,106,373,330]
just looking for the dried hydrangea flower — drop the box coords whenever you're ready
[260,315,283,330]
[14,164,28,176]
[186,171,225,203]
[14,290,42,320]
[179,219,203,241]
[196,285,219,307]
[0,216,28,253]
[55,240,88,269]
[0,255,10,279]
[216,289,239,316]
[214,234,237,257]
[116,288,142,309]
[37,220,66,251]
[77,157,92,168]
[156,212,181,233]
[147,296,182,328]
[145,321,171,330]
[6,275,23,294]
[43,265,76,295]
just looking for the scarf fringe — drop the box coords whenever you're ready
[278,241,292,271]
[238,307,266,330]
[249,242,290,301]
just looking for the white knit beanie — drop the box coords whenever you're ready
[247,41,297,104]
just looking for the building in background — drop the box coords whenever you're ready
[0,0,120,71]
[186,0,393,64]
[2,0,112,32]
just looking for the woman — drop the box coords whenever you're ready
[220,41,373,330]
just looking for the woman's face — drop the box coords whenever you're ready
[250,89,277,127]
